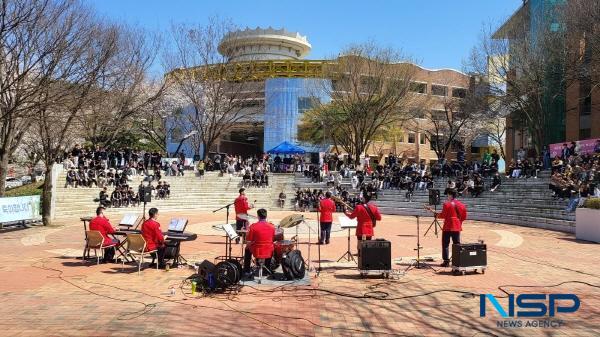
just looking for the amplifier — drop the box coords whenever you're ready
[359,239,391,270]
[451,243,487,268]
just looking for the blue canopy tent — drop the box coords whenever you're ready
[266,141,306,154]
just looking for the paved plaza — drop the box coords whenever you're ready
[1,211,599,336]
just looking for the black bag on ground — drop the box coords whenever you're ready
[281,250,305,280]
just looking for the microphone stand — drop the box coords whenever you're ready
[213,202,234,259]
[316,203,322,275]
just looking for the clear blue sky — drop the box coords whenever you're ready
[90,0,522,72]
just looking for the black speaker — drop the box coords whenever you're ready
[452,243,487,267]
[428,189,440,206]
[196,259,216,277]
[138,186,152,203]
[358,239,391,270]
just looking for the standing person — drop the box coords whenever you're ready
[234,188,253,244]
[425,189,467,267]
[318,191,336,245]
[344,194,382,253]
[88,206,119,263]
[141,207,167,269]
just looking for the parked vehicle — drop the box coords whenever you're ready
[5,177,23,189]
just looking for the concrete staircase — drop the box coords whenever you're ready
[53,171,297,219]
[293,171,576,233]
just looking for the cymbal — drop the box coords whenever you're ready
[237,213,257,221]
[279,214,305,228]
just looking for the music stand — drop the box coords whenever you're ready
[406,215,435,271]
[337,215,357,263]
[221,223,239,260]
[424,204,443,237]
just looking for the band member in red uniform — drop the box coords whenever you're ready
[234,188,253,244]
[344,194,382,252]
[425,189,467,267]
[89,206,119,263]
[243,208,275,278]
[318,191,336,245]
[141,207,168,268]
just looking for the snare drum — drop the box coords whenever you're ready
[273,240,295,262]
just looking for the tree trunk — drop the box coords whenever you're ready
[41,164,54,226]
[0,150,9,197]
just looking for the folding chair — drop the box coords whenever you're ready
[121,233,157,275]
[84,230,117,265]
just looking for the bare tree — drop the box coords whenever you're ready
[77,27,164,148]
[0,0,77,196]
[467,21,566,154]
[562,0,600,96]
[164,18,259,158]
[304,42,415,164]
[29,3,119,225]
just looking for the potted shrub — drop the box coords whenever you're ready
[576,198,600,243]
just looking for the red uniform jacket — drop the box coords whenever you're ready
[247,220,275,259]
[234,195,251,220]
[437,200,467,232]
[89,216,115,246]
[141,218,164,252]
[346,203,382,237]
[319,198,336,223]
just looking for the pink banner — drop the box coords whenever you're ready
[549,138,600,158]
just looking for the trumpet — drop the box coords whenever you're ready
[331,195,354,211]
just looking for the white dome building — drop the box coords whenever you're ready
[218,27,312,61]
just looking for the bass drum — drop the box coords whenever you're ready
[215,260,241,288]
[281,250,306,280]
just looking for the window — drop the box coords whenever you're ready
[408,133,416,144]
[431,85,448,96]
[452,88,467,98]
[431,110,446,121]
[419,133,426,145]
[298,97,318,113]
[240,100,260,108]
[410,108,425,119]
[409,82,427,94]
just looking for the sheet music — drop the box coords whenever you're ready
[222,223,239,240]
[120,214,138,226]
[168,218,188,232]
[338,215,357,229]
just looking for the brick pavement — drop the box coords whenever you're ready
[0,210,599,336]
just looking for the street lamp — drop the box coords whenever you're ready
[173,130,198,157]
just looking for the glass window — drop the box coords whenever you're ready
[410,108,425,119]
[298,97,318,114]
[409,82,427,94]
[408,133,416,144]
[431,85,448,96]
[419,133,426,145]
[452,88,467,98]
[431,110,446,121]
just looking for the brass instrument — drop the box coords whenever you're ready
[331,195,354,211]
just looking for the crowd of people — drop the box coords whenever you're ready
[547,141,600,212]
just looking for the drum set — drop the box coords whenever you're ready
[235,213,309,273]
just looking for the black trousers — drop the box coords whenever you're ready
[151,245,166,266]
[442,231,460,262]
[319,222,332,243]
[243,247,272,273]
[235,219,247,243]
